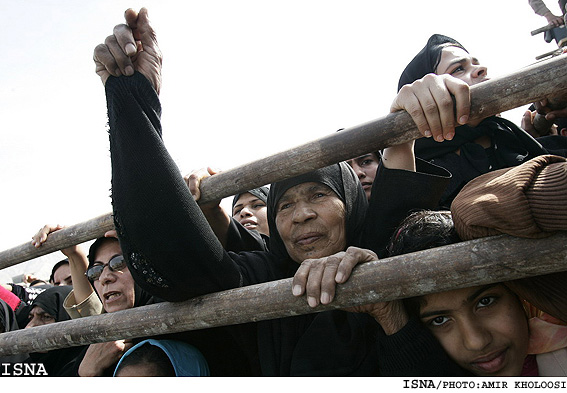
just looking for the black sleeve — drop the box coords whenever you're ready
[105,73,244,302]
[377,318,470,376]
[9,284,28,303]
[361,159,451,257]
[225,218,268,253]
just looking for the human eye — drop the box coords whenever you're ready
[42,314,55,322]
[278,202,292,211]
[428,316,450,327]
[450,65,464,75]
[253,203,266,209]
[477,296,497,308]
[233,208,242,216]
[312,188,329,199]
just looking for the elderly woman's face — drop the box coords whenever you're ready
[275,182,346,263]
[92,240,136,313]
[25,306,56,328]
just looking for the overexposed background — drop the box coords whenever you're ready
[0,0,561,282]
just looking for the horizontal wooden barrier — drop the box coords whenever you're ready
[1,54,567,270]
[1,232,566,356]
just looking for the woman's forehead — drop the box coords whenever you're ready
[437,46,476,72]
[279,182,333,200]
[420,284,502,314]
[29,305,48,316]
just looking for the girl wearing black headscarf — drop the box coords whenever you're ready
[398,34,551,208]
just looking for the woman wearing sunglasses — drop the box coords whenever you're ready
[31,229,162,376]
[62,236,161,376]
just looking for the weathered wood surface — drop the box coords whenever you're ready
[1,54,567,269]
[0,214,115,270]
[1,232,566,356]
[531,24,557,36]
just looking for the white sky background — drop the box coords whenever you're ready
[0,0,560,282]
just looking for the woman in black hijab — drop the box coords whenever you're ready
[23,286,87,376]
[398,34,551,208]
[93,10,468,375]
[63,237,160,376]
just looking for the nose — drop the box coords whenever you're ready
[239,206,252,218]
[25,319,38,329]
[460,319,492,352]
[351,163,365,179]
[98,264,117,285]
[292,201,316,223]
[471,65,488,81]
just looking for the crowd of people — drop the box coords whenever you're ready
[1,7,567,377]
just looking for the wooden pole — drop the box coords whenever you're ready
[531,24,556,36]
[1,232,566,356]
[0,214,114,270]
[1,54,567,269]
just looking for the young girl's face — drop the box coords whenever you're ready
[419,284,529,376]
[435,46,489,86]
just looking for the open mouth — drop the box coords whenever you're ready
[104,291,122,302]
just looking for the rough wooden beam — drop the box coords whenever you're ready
[1,232,565,356]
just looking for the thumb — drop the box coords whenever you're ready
[124,8,139,30]
[127,8,155,45]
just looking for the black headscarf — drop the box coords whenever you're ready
[30,285,72,323]
[397,34,466,92]
[88,237,156,308]
[232,186,270,212]
[266,162,368,261]
[25,285,88,376]
[398,34,549,207]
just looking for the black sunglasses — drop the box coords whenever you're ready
[85,255,127,281]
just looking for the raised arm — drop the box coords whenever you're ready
[94,9,244,302]
[32,224,92,303]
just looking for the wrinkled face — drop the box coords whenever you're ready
[436,46,489,86]
[419,284,529,376]
[25,306,56,329]
[345,153,380,201]
[92,240,136,313]
[275,182,346,263]
[232,192,269,236]
[53,264,72,286]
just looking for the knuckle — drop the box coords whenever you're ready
[437,96,454,109]
[422,102,439,115]
[93,43,107,58]
[407,106,424,119]
[112,24,129,35]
